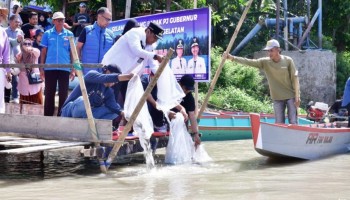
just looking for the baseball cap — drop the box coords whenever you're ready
[79,2,87,7]
[263,39,280,50]
[180,75,195,91]
[103,64,122,74]
[52,12,65,19]
[148,22,164,39]
[176,39,184,49]
[191,37,199,48]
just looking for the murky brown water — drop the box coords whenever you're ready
[0,140,349,200]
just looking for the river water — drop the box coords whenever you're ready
[0,139,349,200]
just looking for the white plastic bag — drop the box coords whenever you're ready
[124,75,154,140]
[165,113,195,164]
[156,65,185,111]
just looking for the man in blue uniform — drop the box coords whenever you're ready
[61,65,133,120]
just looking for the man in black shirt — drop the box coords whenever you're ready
[73,2,90,38]
[21,12,38,40]
[176,75,201,147]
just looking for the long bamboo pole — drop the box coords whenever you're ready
[197,0,254,119]
[104,48,174,171]
[68,37,107,173]
[294,70,300,120]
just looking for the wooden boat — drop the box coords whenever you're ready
[198,112,313,141]
[250,113,350,160]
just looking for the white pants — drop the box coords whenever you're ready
[0,69,5,113]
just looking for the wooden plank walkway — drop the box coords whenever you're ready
[0,113,113,141]
[0,136,89,155]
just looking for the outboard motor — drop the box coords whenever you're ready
[306,101,328,122]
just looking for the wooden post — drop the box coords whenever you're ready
[106,0,112,18]
[294,71,300,118]
[125,0,132,18]
[105,48,174,171]
[68,37,107,174]
[197,0,254,120]
[193,0,198,117]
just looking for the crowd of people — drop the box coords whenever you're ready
[0,3,202,163]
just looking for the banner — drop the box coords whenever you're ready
[108,8,211,82]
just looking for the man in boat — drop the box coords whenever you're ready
[60,65,133,122]
[224,39,300,124]
[76,7,115,74]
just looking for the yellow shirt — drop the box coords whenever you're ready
[234,55,299,100]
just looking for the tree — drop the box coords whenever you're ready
[311,1,350,52]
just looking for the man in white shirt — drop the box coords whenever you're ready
[102,22,163,74]
[171,39,187,75]
[187,37,206,74]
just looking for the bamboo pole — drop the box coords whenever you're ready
[197,0,254,119]
[105,48,174,171]
[68,37,107,173]
[294,71,300,119]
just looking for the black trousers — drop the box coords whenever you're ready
[44,70,70,116]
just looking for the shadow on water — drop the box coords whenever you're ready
[0,149,166,183]
[236,156,307,172]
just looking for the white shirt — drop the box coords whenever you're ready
[187,56,206,74]
[102,27,155,74]
[171,56,187,74]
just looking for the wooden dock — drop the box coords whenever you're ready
[0,136,89,155]
[0,112,168,160]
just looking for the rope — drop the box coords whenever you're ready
[73,60,83,71]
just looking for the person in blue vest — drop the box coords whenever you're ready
[341,77,350,127]
[76,7,114,74]
[61,65,133,120]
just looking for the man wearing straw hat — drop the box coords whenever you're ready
[225,39,300,124]
[0,6,11,113]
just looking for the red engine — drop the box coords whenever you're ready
[307,107,325,122]
[306,101,328,122]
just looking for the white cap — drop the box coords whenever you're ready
[263,39,280,50]
[52,12,65,20]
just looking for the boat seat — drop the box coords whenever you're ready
[335,121,349,128]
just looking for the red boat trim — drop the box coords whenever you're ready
[250,113,261,147]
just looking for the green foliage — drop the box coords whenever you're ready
[312,1,350,52]
[201,86,274,113]
[199,46,273,113]
[336,52,350,98]
[200,46,266,99]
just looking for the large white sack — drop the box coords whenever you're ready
[124,75,154,140]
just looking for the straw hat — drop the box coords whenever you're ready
[0,6,9,17]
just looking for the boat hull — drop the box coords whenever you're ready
[198,112,313,141]
[250,113,350,160]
